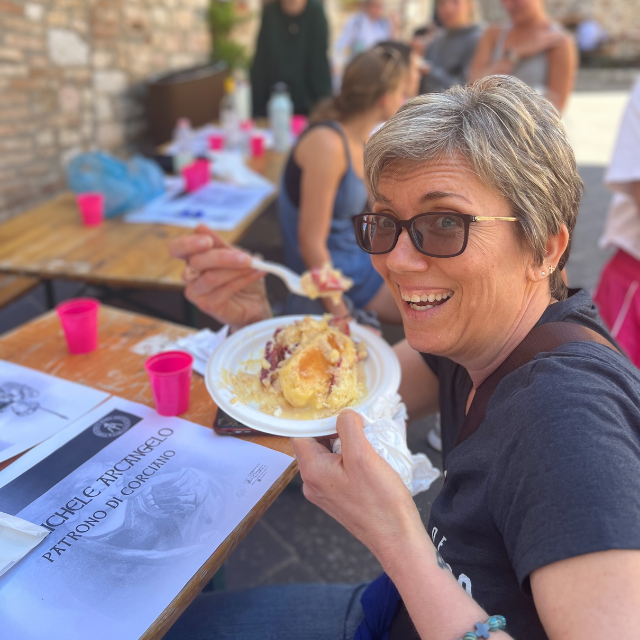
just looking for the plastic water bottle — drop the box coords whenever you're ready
[234,69,252,123]
[220,76,241,151]
[239,119,254,158]
[268,83,293,153]
[173,117,194,174]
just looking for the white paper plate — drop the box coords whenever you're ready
[205,315,401,437]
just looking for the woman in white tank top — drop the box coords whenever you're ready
[468,0,576,112]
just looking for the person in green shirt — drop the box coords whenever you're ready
[250,0,333,117]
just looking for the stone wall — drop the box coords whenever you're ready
[477,0,640,58]
[0,0,211,221]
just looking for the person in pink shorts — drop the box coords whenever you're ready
[594,77,640,367]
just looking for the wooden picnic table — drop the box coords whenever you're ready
[0,305,297,640]
[0,274,39,309]
[0,151,286,296]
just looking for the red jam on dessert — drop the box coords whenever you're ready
[300,265,354,304]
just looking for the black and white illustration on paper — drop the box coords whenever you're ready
[0,382,68,420]
[0,360,109,464]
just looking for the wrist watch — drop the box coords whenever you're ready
[505,48,520,64]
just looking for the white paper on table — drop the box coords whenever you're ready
[0,360,110,464]
[124,181,275,230]
[0,512,49,578]
[121,175,183,225]
[0,396,294,640]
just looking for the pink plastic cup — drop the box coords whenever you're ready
[145,351,193,416]
[182,159,210,192]
[76,192,104,227]
[208,134,225,151]
[250,134,265,158]
[291,115,308,137]
[56,298,100,354]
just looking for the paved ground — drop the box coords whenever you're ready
[573,67,639,92]
[0,68,636,593]
[564,92,629,167]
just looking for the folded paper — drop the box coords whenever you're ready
[0,511,49,578]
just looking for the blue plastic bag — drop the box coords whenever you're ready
[66,151,165,218]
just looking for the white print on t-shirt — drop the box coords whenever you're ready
[432,526,473,596]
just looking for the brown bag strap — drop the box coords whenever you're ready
[455,322,619,449]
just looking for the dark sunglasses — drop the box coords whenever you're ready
[352,212,518,258]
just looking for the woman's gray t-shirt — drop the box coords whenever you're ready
[421,25,482,94]
[422,290,640,638]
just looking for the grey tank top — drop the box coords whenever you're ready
[491,24,560,93]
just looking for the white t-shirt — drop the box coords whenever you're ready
[600,77,640,261]
[333,12,393,68]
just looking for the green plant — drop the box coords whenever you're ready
[208,1,250,70]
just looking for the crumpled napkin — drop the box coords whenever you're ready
[209,151,275,189]
[0,512,50,577]
[332,393,441,496]
[131,326,229,376]
[166,125,276,157]
[175,326,229,376]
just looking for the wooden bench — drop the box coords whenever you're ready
[0,274,39,310]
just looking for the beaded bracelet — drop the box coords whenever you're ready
[457,616,507,640]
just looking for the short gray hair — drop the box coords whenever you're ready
[364,75,583,300]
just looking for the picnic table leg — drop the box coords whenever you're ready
[44,280,55,309]
[212,565,225,591]
[202,566,226,592]
[184,299,199,328]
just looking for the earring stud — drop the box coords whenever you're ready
[541,271,545,276]
[549,265,556,274]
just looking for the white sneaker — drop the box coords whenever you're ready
[427,414,442,452]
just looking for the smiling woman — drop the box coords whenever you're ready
[166,76,640,640]
[361,75,581,366]
[366,75,581,300]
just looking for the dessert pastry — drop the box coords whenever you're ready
[300,264,353,304]
[260,316,366,413]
